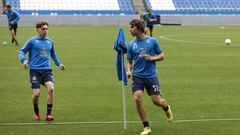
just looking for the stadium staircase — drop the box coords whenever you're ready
[0,0,3,15]
[131,0,146,14]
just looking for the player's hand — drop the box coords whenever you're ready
[126,71,131,78]
[59,64,65,71]
[144,54,152,61]
[23,60,29,70]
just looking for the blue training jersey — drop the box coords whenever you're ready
[4,9,20,24]
[19,36,61,69]
[127,36,162,78]
[143,13,156,27]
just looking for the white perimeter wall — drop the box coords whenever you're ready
[1,15,240,26]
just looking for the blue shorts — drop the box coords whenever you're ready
[132,76,161,96]
[146,25,153,32]
[9,23,18,32]
[29,69,54,89]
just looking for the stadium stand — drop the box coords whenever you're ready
[4,0,135,15]
[144,0,240,15]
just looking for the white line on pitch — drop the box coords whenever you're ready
[1,119,240,126]
[174,118,240,123]
[159,35,219,45]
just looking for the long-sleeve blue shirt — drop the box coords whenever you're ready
[143,13,156,27]
[4,9,20,24]
[19,36,61,69]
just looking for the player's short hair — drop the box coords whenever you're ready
[5,4,11,8]
[129,19,145,33]
[36,21,49,28]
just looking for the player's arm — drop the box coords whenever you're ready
[126,60,133,78]
[149,17,157,22]
[50,44,65,71]
[144,52,164,61]
[19,40,32,70]
[11,11,20,24]
[126,44,133,78]
[149,14,157,22]
[144,38,164,61]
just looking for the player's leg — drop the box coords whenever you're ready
[151,95,173,123]
[13,24,19,46]
[30,70,41,120]
[134,90,147,122]
[42,70,55,121]
[9,25,16,44]
[149,26,153,37]
[144,27,147,35]
[145,77,173,123]
[134,90,152,135]
[44,81,55,121]
[32,89,41,120]
[132,76,151,135]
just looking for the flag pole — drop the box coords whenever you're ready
[121,52,127,129]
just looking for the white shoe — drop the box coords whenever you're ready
[140,127,151,135]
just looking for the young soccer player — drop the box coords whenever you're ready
[126,19,173,135]
[19,21,65,121]
[3,4,20,46]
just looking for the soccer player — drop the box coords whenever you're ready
[126,19,173,135]
[3,4,20,46]
[19,21,65,121]
[143,9,157,37]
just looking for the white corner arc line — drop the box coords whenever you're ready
[159,35,219,45]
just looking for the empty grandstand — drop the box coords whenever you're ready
[4,0,240,15]
[4,0,135,15]
[144,0,240,15]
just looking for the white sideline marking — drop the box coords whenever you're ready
[174,118,240,123]
[0,121,143,126]
[1,119,240,126]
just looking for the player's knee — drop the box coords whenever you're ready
[134,95,142,104]
[33,92,40,98]
[48,87,54,95]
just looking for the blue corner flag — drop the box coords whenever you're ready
[113,28,128,85]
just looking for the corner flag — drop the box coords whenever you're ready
[113,28,128,85]
[113,27,128,129]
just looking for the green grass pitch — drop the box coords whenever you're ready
[0,25,240,135]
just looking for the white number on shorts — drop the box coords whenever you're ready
[153,85,160,92]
